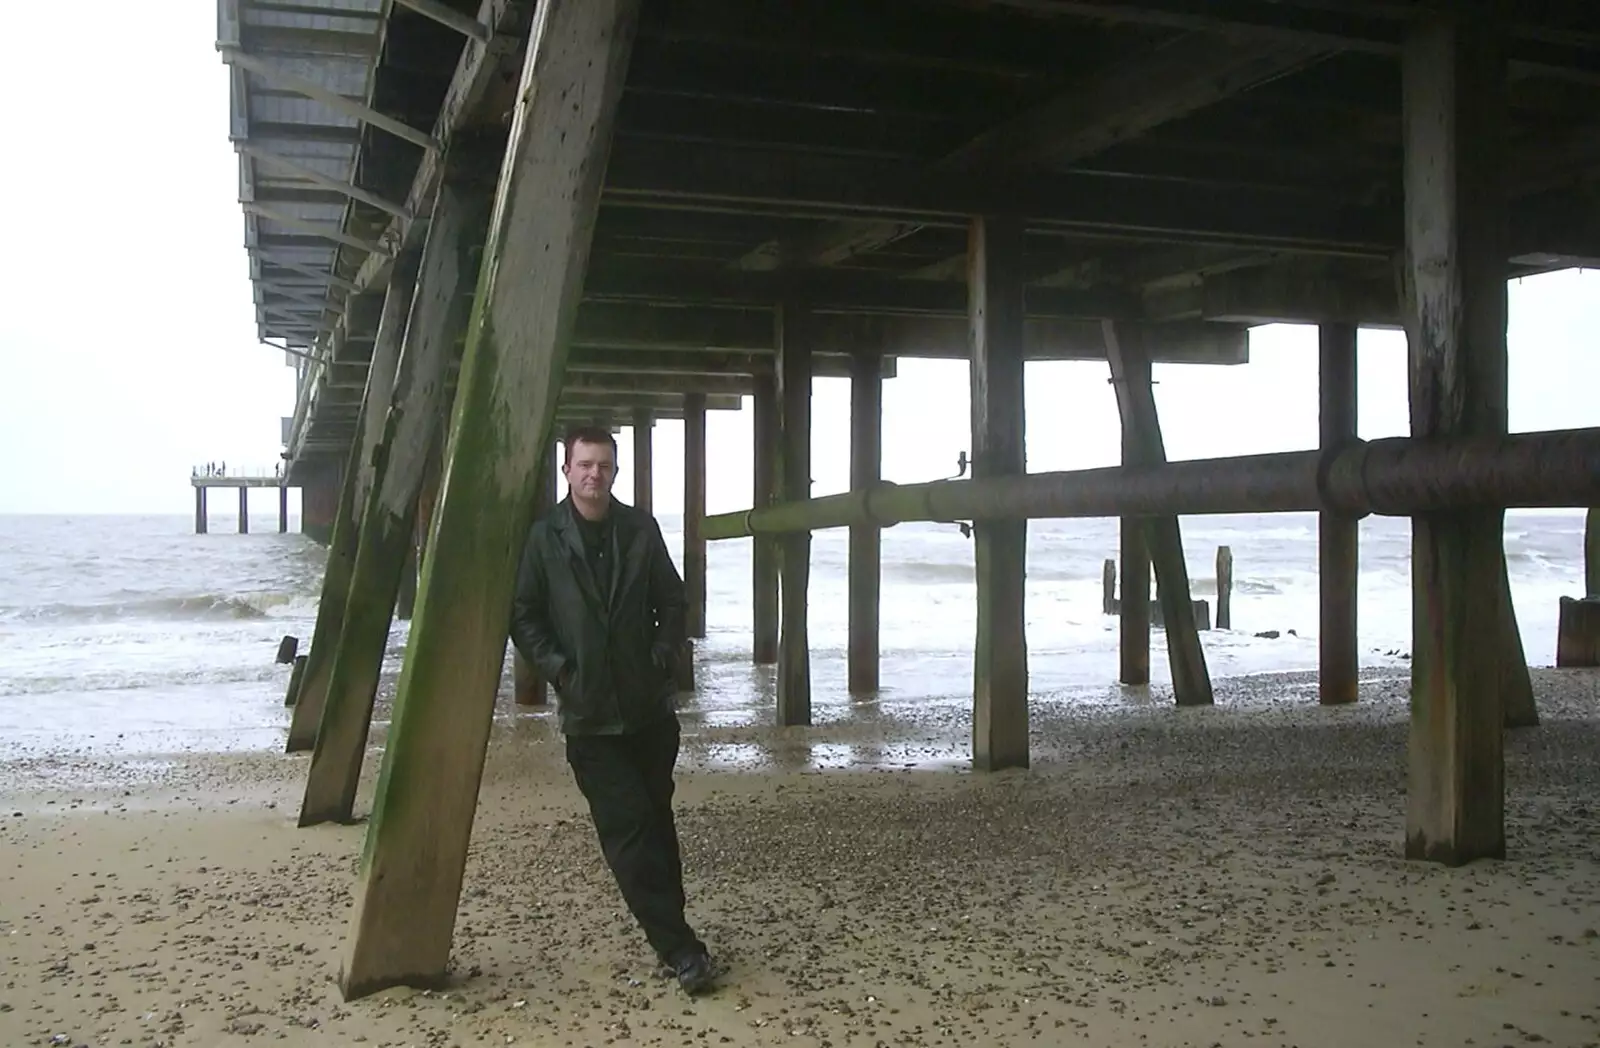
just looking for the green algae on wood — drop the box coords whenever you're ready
[337,0,643,1002]
[299,170,495,829]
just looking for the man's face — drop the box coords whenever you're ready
[563,439,617,501]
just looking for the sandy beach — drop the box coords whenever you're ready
[3,666,1599,1048]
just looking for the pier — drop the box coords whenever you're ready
[215,0,1600,1002]
[190,466,291,535]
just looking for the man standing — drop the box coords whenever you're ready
[510,425,715,996]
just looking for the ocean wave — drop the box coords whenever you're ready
[0,592,316,625]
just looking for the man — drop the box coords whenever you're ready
[510,425,716,996]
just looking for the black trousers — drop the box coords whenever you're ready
[565,717,703,964]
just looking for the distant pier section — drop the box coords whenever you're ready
[191,464,291,535]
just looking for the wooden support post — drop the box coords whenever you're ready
[1319,322,1359,704]
[239,487,249,534]
[684,392,707,639]
[1587,509,1600,596]
[513,445,558,707]
[299,158,494,828]
[1102,558,1116,616]
[776,302,812,726]
[1402,9,1521,864]
[1216,546,1234,631]
[632,407,653,514]
[339,0,639,999]
[395,546,418,621]
[284,654,308,708]
[279,484,289,534]
[284,276,412,728]
[1557,597,1600,666]
[195,487,207,535]
[969,215,1029,771]
[1103,320,1212,706]
[848,349,882,696]
[751,372,780,664]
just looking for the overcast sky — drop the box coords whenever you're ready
[1,4,1595,517]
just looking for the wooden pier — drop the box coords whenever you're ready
[214,0,1600,1001]
[190,469,291,535]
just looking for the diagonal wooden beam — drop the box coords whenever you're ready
[731,33,1328,271]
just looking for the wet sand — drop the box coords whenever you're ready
[4,667,1600,1048]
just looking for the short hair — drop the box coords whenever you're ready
[562,425,618,466]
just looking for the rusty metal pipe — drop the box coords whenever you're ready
[702,427,1600,540]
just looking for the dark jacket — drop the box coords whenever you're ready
[510,496,686,735]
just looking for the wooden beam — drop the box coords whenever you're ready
[339,0,639,999]
[238,143,414,220]
[752,371,779,665]
[1401,9,1518,865]
[392,0,492,41]
[284,249,419,752]
[245,202,393,257]
[631,408,654,514]
[220,47,443,152]
[1103,320,1212,706]
[298,154,497,827]
[969,216,1030,771]
[733,31,1327,270]
[1143,265,1404,327]
[1319,322,1359,706]
[848,347,882,696]
[776,302,812,726]
[567,346,889,378]
[684,393,708,639]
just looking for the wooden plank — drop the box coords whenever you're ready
[1401,10,1514,864]
[969,216,1030,771]
[776,302,812,726]
[684,392,708,639]
[631,407,653,513]
[1588,508,1600,595]
[338,0,641,999]
[298,162,496,828]
[1215,545,1233,631]
[1103,320,1212,706]
[848,348,882,696]
[1319,322,1360,705]
[752,372,779,665]
[285,251,418,750]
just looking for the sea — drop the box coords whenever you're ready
[0,509,1588,762]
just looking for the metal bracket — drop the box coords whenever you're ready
[936,450,973,537]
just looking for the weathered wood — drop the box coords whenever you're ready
[276,635,300,665]
[776,302,812,726]
[848,348,882,696]
[632,407,653,514]
[969,215,1029,771]
[238,488,249,534]
[279,484,289,534]
[299,169,494,829]
[1103,319,1212,706]
[684,392,707,639]
[195,487,207,535]
[1216,545,1234,632]
[1102,558,1116,616]
[1319,322,1359,704]
[1118,524,1150,684]
[751,372,779,665]
[284,654,309,709]
[1557,596,1600,667]
[395,546,418,621]
[339,0,639,999]
[284,252,416,741]
[1586,508,1600,596]
[1402,10,1513,864]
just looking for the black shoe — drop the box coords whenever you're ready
[672,949,716,996]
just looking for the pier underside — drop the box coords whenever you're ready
[218,0,1600,1001]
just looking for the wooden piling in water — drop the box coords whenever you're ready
[1105,320,1211,705]
[299,158,495,828]
[751,373,779,665]
[1102,558,1116,616]
[969,215,1029,770]
[1401,9,1521,864]
[195,487,207,535]
[776,302,812,726]
[848,348,882,696]
[279,484,289,534]
[1319,322,1359,704]
[339,0,640,999]
[684,392,707,639]
[1215,546,1233,631]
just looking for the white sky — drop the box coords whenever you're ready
[1,4,1596,516]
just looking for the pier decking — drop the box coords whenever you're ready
[217,0,1600,1003]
